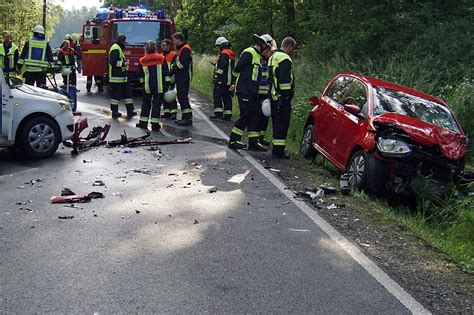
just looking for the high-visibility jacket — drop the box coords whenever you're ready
[213,48,236,86]
[259,57,270,96]
[233,47,261,96]
[269,50,294,101]
[108,43,127,83]
[174,43,192,81]
[58,47,76,69]
[0,42,18,76]
[164,50,177,70]
[18,38,53,72]
[138,53,170,94]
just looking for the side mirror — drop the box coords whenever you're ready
[344,104,361,116]
[309,96,319,107]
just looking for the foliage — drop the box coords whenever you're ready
[0,0,61,48]
[49,6,98,48]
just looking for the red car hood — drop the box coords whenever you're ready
[373,113,466,160]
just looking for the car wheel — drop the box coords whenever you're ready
[347,150,369,190]
[300,124,317,159]
[18,116,61,159]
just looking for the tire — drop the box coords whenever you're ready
[17,116,61,159]
[347,150,369,191]
[300,124,317,159]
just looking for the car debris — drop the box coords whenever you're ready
[107,130,151,147]
[340,174,351,195]
[193,219,200,224]
[25,179,42,185]
[92,180,105,186]
[208,187,217,193]
[51,191,104,203]
[64,117,111,154]
[289,228,310,232]
[58,216,74,220]
[61,188,75,196]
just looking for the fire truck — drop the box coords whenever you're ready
[81,6,176,85]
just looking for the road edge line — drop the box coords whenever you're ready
[193,105,430,315]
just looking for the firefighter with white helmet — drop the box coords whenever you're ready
[210,36,236,121]
[228,33,274,151]
[18,25,53,87]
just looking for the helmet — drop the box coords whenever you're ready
[33,25,45,35]
[164,89,177,103]
[215,36,228,46]
[261,98,271,117]
[71,33,80,41]
[61,67,72,76]
[64,34,71,40]
[253,33,276,51]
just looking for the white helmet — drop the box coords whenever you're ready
[61,67,72,76]
[164,89,177,103]
[215,36,228,46]
[33,25,45,35]
[259,34,277,51]
[261,98,271,117]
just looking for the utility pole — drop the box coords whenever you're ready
[43,0,47,36]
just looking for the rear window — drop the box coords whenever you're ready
[110,21,170,45]
[374,87,461,134]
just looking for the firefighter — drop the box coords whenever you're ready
[0,31,19,80]
[211,36,235,121]
[136,40,170,132]
[18,25,53,87]
[108,33,136,118]
[171,32,193,126]
[57,40,77,86]
[268,36,297,159]
[86,75,104,93]
[228,34,276,151]
[160,39,177,120]
[257,47,273,146]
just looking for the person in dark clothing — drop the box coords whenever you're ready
[228,34,276,151]
[160,39,178,120]
[171,32,193,126]
[108,33,136,118]
[257,55,272,146]
[269,37,297,159]
[86,75,104,93]
[210,36,236,121]
[0,31,19,80]
[136,40,170,132]
[18,25,53,87]
[58,40,77,86]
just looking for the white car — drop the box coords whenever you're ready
[1,69,74,158]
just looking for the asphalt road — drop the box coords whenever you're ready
[0,77,425,313]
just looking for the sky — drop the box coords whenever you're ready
[51,0,103,10]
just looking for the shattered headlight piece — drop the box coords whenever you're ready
[376,137,411,157]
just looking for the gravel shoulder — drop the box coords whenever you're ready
[191,91,474,313]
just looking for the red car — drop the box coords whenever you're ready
[300,72,468,195]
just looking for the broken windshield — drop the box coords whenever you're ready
[374,86,461,134]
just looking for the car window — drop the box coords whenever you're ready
[344,79,368,119]
[374,87,461,134]
[326,76,352,104]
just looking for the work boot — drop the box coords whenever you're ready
[111,111,122,118]
[248,143,267,152]
[127,111,138,119]
[272,150,290,159]
[98,87,104,93]
[151,124,161,132]
[259,137,271,146]
[223,116,232,121]
[136,122,148,129]
[176,119,192,126]
[228,141,247,150]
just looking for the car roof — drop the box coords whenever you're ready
[338,72,447,106]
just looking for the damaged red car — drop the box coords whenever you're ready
[300,72,468,195]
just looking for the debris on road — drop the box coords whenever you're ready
[340,173,351,195]
[51,195,91,203]
[93,180,105,186]
[87,192,104,199]
[135,210,141,214]
[58,216,74,220]
[193,219,200,224]
[320,185,337,195]
[64,118,111,154]
[63,204,83,209]
[18,207,34,212]
[123,149,133,154]
[25,179,42,186]
[208,187,217,193]
[133,169,151,175]
[61,188,75,196]
[107,130,150,147]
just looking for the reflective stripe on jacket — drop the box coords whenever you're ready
[0,43,18,71]
[213,48,236,86]
[234,47,261,96]
[269,51,294,101]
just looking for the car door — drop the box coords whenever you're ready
[333,78,370,166]
[1,69,14,143]
[316,75,353,163]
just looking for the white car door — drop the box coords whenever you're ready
[1,69,14,143]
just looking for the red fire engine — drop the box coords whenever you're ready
[81,6,176,85]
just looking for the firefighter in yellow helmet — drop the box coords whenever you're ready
[18,25,53,87]
[0,30,19,80]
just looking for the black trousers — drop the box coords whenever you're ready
[110,82,134,113]
[229,93,260,145]
[257,96,270,138]
[213,84,233,119]
[86,75,103,91]
[24,72,46,87]
[271,98,292,153]
[62,71,77,86]
[140,92,163,126]
[176,79,192,120]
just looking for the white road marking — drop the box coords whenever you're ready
[193,105,430,315]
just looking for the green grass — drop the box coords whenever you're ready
[191,53,474,272]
